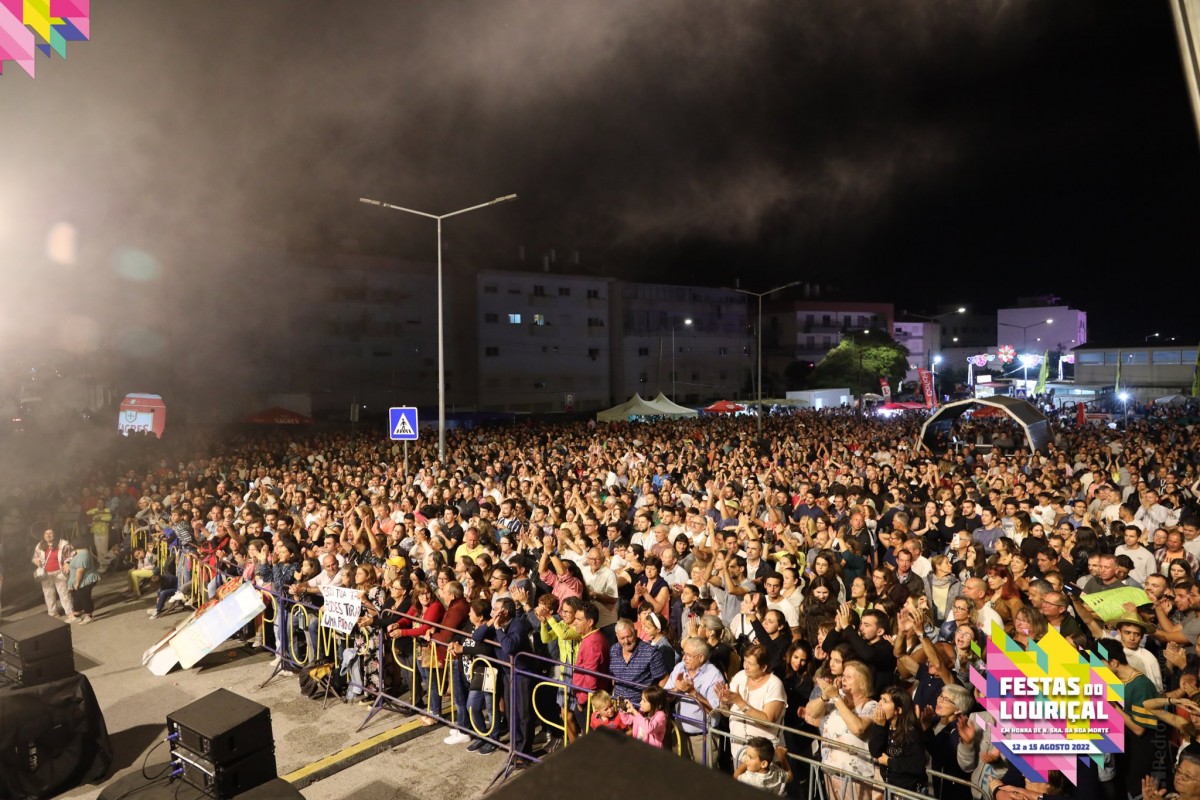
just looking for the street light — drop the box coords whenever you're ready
[998,318,1052,394]
[1119,391,1130,427]
[726,280,801,437]
[671,317,693,402]
[932,354,943,408]
[359,193,518,464]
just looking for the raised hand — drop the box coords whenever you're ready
[957,714,977,744]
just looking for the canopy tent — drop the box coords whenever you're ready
[759,397,810,407]
[646,392,700,417]
[1155,394,1190,406]
[595,394,671,422]
[918,396,1051,454]
[243,406,314,424]
[703,399,746,414]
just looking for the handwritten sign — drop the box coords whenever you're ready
[321,586,362,635]
[1080,587,1152,622]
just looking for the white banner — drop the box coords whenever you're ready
[321,586,362,635]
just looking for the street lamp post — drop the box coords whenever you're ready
[998,318,1052,394]
[671,317,693,402]
[931,354,943,408]
[359,193,518,464]
[727,280,800,439]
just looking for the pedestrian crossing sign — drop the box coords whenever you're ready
[388,407,419,441]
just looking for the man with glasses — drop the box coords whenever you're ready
[489,564,513,610]
[1039,591,1085,641]
[580,548,618,641]
[665,637,724,765]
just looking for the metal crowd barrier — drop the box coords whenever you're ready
[244,588,988,794]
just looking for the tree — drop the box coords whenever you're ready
[809,332,910,396]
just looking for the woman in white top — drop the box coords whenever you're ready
[719,644,787,748]
[804,660,878,800]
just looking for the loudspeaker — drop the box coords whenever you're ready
[1,650,77,688]
[172,744,278,797]
[167,689,273,764]
[0,615,73,660]
[167,689,276,798]
[0,616,74,688]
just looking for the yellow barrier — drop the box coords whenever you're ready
[192,559,215,608]
[465,657,497,737]
[317,610,345,660]
[289,603,312,666]
[262,591,278,624]
[423,643,456,724]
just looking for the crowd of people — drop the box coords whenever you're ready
[11,403,1200,798]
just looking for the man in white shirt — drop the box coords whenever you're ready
[1134,489,1171,534]
[1114,524,1158,586]
[762,572,800,635]
[903,539,932,580]
[581,548,619,635]
[963,578,1005,638]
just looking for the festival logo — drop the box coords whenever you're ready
[971,624,1125,785]
[0,0,90,78]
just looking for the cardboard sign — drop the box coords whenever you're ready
[321,586,362,635]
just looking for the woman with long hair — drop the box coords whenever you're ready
[847,575,878,616]
[983,565,1023,630]
[782,641,818,799]
[799,575,843,647]
[1169,558,1194,583]
[866,685,929,793]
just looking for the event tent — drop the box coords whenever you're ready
[1155,394,1189,406]
[647,393,700,417]
[703,399,746,414]
[595,394,666,422]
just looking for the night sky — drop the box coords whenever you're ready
[2,0,1198,356]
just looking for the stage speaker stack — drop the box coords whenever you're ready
[0,615,75,688]
[167,689,277,799]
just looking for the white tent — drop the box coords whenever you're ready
[646,392,700,418]
[596,394,670,422]
[1155,393,1189,406]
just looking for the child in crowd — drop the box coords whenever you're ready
[618,685,669,748]
[589,690,631,733]
[735,736,791,795]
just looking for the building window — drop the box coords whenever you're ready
[587,318,605,327]
[508,313,522,324]
[637,347,650,357]
[485,346,500,357]
[484,313,498,324]
[1076,352,1103,365]
[717,347,728,356]
[586,289,599,299]
[638,371,648,383]
[533,285,546,297]
[558,287,570,297]
[483,285,498,294]
[1125,352,1148,365]
[588,348,600,360]
[533,314,546,326]
[1152,350,1182,364]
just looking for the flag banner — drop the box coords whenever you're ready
[918,369,934,409]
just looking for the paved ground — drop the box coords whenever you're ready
[1,572,500,799]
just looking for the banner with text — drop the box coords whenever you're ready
[321,586,362,635]
[918,368,934,409]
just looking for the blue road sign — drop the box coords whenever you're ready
[388,407,419,441]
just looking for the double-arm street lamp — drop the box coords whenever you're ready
[727,280,800,438]
[359,193,518,464]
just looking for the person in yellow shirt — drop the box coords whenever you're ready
[454,526,489,565]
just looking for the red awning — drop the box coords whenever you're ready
[880,402,926,411]
[242,406,315,424]
[703,399,746,414]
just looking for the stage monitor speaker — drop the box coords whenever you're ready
[1,649,77,688]
[0,615,73,660]
[167,689,273,767]
[172,743,277,797]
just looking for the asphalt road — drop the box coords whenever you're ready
[1,570,502,799]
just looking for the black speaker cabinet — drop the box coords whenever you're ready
[1,649,77,688]
[0,615,73,660]
[172,743,277,797]
[0,616,75,688]
[167,689,273,766]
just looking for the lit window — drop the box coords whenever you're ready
[508,314,522,324]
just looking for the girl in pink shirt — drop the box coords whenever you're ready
[619,685,669,748]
